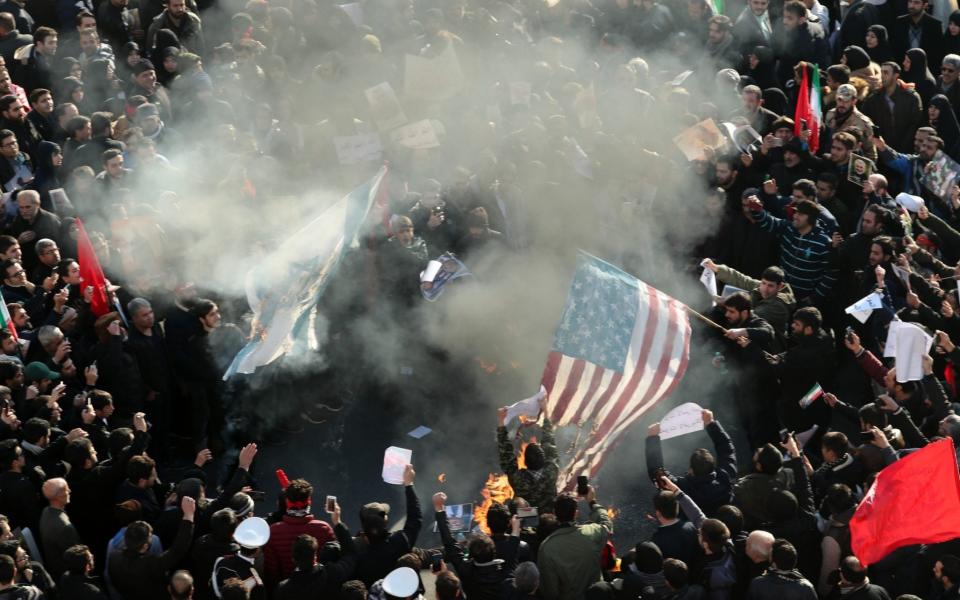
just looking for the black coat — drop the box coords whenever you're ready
[893,14,945,71]
[0,470,40,530]
[835,0,880,61]
[776,22,831,87]
[58,571,109,600]
[747,570,818,600]
[108,519,194,600]
[860,84,924,154]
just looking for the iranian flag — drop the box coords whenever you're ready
[794,64,821,155]
[799,382,824,408]
[0,292,18,341]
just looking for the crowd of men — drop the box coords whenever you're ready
[1,0,960,595]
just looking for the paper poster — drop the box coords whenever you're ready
[845,291,883,323]
[382,446,412,485]
[884,319,902,358]
[893,322,933,383]
[700,261,718,302]
[432,503,474,533]
[364,82,407,131]
[673,119,726,162]
[404,44,464,101]
[720,122,762,154]
[847,153,875,187]
[407,426,431,439]
[420,252,471,301]
[505,385,545,425]
[333,133,383,166]
[389,119,441,150]
[509,81,532,106]
[659,402,704,440]
[921,150,960,199]
[720,284,745,299]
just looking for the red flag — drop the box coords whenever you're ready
[851,438,960,566]
[75,219,110,317]
[793,64,821,155]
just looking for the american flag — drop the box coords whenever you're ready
[542,253,692,488]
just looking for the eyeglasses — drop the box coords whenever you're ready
[7,270,24,278]
[1,141,17,148]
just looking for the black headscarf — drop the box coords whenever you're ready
[866,25,893,64]
[930,94,960,159]
[947,11,960,56]
[843,45,871,71]
[763,87,788,116]
[28,141,61,213]
[903,48,938,105]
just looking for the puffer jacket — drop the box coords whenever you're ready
[264,514,335,588]
[747,569,818,600]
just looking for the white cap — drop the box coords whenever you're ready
[382,566,419,598]
[233,516,270,549]
[895,192,924,213]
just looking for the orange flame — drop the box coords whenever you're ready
[475,438,536,533]
[474,473,514,534]
[438,473,446,484]
[474,356,498,374]
[515,437,538,470]
[608,506,619,520]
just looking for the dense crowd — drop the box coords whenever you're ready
[2,0,960,596]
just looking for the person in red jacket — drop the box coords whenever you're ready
[263,478,334,590]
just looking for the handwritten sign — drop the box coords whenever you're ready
[365,82,407,131]
[659,402,704,440]
[389,119,440,150]
[333,133,383,166]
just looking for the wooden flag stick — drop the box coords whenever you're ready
[683,305,727,333]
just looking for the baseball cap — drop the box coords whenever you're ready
[24,362,59,383]
[836,83,857,101]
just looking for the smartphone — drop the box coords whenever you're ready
[325,495,336,512]
[576,475,589,496]
[247,490,265,501]
[779,428,790,443]
[770,137,784,147]
[431,553,443,572]
[859,430,876,443]
[872,124,881,137]
[801,118,808,130]
[653,467,669,489]
[845,326,855,343]
[517,506,539,527]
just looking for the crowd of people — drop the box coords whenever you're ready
[1,0,960,595]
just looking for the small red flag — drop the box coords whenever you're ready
[851,438,960,566]
[75,218,110,317]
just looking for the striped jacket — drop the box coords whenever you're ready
[752,209,837,300]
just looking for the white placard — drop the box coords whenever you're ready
[382,446,412,485]
[389,119,440,150]
[659,402,704,440]
[364,82,408,131]
[333,133,383,166]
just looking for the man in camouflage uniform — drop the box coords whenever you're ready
[496,395,559,512]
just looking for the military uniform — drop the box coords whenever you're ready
[497,418,559,511]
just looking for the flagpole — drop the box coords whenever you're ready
[683,305,727,333]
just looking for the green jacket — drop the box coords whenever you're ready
[497,419,559,511]
[537,503,613,600]
[715,264,795,339]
